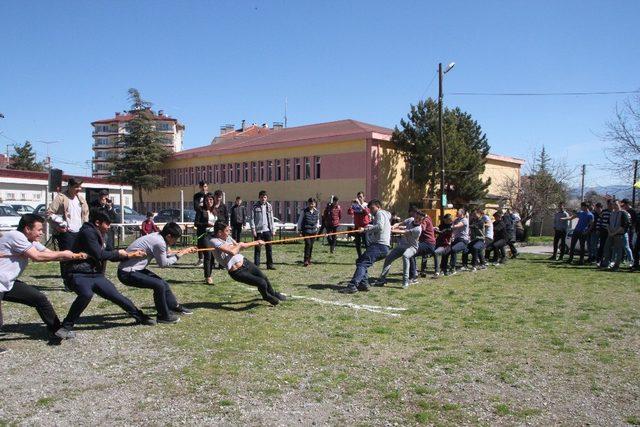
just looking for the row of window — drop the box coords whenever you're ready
[141,199,321,223]
[94,123,173,133]
[158,157,322,187]
[1,192,42,202]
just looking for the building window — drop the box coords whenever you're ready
[274,201,280,219]
[304,157,311,179]
[221,164,226,184]
[251,161,257,182]
[228,163,233,183]
[243,162,249,182]
[285,159,291,181]
[284,201,290,222]
[259,161,265,182]
[157,122,171,131]
[207,165,212,183]
[315,156,321,179]
[235,163,241,183]
[267,160,273,181]
[275,159,281,181]
[294,158,301,180]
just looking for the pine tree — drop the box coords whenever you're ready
[391,99,491,206]
[534,146,552,174]
[109,88,170,206]
[8,141,45,171]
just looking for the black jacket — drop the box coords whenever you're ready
[230,204,246,225]
[67,222,124,274]
[193,191,212,212]
[195,209,217,235]
[91,200,117,223]
[493,220,507,242]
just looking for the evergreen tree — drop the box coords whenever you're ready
[534,145,552,174]
[391,99,491,206]
[8,141,45,171]
[109,88,170,206]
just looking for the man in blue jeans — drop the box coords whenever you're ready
[339,200,391,293]
[565,202,594,265]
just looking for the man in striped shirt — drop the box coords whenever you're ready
[596,200,612,264]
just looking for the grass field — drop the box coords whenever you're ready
[1,242,639,425]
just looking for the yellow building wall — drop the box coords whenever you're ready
[142,139,367,212]
[482,159,521,197]
[376,143,428,214]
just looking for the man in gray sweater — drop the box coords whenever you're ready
[340,199,391,293]
[117,223,197,323]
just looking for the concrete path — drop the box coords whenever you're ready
[518,245,553,255]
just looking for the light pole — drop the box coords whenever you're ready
[438,62,455,220]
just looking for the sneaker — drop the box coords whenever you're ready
[265,295,280,306]
[409,278,419,285]
[134,313,157,326]
[0,347,9,354]
[357,283,370,292]
[420,272,427,278]
[478,265,487,270]
[339,285,358,294]
[443,271,451,276]
[431,272,441,279]
[492,262,502,267]
[372,279,387,287]
[402,282,409,289]
[450,270,458,276]
[195,260,204,267]
[54,327,76,340]
[267,265,277,270]
[206,277,214,285]
[470,267,477,272]
[303,260,310,267]
[173,305,193,315]
[274,292,287,301]
[548,255,557,261]
[458,266,469,272]
[157,314,180,324]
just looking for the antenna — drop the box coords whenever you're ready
[284,96,288,128]
[37,140,60,171]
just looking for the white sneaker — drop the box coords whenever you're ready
[409,278,419,285]
[402,282,410,289]
[195,260,204,267]
[431,272,441,279]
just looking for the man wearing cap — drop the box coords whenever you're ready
[91,189,117,249]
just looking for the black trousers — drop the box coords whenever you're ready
[117,269,178,319]
[486,239,507,263]
[507,239,518,257]
[254,230,274,267]
[54,231,78,286]
[232,223,243,243]
[326,226,338,252]
[0,280,61,333]
[597,229,608,262]
[552,229,567,258]
[303,233,316,261]
[568,230,586,262]
[62,273,141,329]
[633,234,640,268]
[354,232,369,258]
[229,260,278,302]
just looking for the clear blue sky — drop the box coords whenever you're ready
[1,1,638,188]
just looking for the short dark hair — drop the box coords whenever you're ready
[89,209,112,225]
[621,198,631,205]
[213,189,223,197]
[17,214,45,232]
[214,220,229,235]
[259,190,267,197]
[160,222,182,239]
[332,196,339,203]
[357,191,364,197]
[369,199,382,208]
[493,210,503,218]
[580,202,589,208]
[199,180,207,187]
[67,177,83,187]
[146,211,154,217]
[442,213,453,221]
[308,197,317,204]
[235,196,242,201]
[98,189,110,197]
[595,202,603,208]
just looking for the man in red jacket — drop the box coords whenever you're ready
[348,192,371,257]
[322,196,342,254]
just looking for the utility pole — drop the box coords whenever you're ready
[438,63,445,220]
[580,164,586,202]
[632,159,638,208]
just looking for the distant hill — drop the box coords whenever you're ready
[569,185,634,200]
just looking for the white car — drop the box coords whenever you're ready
[10,204,35,215]
[0,204,22,231]
[242,217,297,232]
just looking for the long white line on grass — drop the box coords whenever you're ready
[240,286,406,317]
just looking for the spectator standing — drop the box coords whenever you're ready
[230,197,247,243]
[348,192,371,257]
[192,181,212,267]
[322,196,342,254]
[140,212,160,236]
[550,203,570,260]
[296,198,321,266]
[250,190,276,270]
[565,202,594,265]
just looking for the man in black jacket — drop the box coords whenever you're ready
[230,196,246,243]
[58,210,155,334]
[91,190,117,249]
[193,181,212,267]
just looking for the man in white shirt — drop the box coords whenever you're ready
[0,214,86,348]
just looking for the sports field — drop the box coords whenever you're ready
[1,243,639,425]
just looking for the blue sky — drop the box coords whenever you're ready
[1,1,638,187]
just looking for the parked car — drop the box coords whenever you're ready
[112,205,147,224]
[0,204,22,231]
[154,208,197,223]
[241,217,297,232]
[33,204,47,216]
[10,204,35,215]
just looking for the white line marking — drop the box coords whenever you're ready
[239,286,406,317]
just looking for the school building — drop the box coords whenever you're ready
[140,119,524,221]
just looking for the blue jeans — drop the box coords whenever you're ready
[622,232,634,264]
[379,245,418,285]
[350,243,390,286]
[449,239,469,269]
[410,242,435,278]
[588,232,599,260]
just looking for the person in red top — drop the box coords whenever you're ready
[347,192,371,257]
[410,210,437,278]
[322,196,342,254]
[140,212,160,236]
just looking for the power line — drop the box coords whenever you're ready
[448,90,640,97]
[420,71,438,100]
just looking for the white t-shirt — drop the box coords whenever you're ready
[482,214,494,240]
[211,236,245,271]
[399,218,422,249]
[0,230,46,292]
[67,196,83,232]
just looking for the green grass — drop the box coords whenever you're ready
[3,242,640,425]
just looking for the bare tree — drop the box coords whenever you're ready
[603,94,640,176]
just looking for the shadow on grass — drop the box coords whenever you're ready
[31,285,68,292]
[30,274,64,279]
[182,299,263,312]
[0,323,51,343]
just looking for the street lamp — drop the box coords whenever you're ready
[438,61,455,220]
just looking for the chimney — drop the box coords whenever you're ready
[115,112,120,117]
[241,119,246,131]
[272,122,284,131]
[261,123,268,128]
[158,110,164,116]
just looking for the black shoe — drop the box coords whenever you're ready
[339,285,358,294]
[0,347,9,354]
[267,265,277,270]
[172,305,193,315]
[265,295,280,306]
[548,255,557,261]
[54,327,76,340]
[565,258,573,264]
[274,292,287,301]
[372,279,386,287]
[357,283,370,292]
[157,314,180,324]
[134,313,157,326]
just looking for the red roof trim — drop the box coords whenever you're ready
[0,169,127,185]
